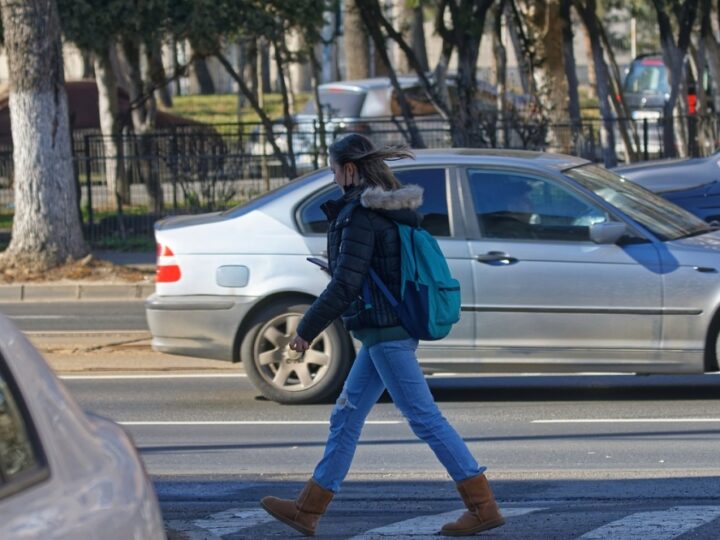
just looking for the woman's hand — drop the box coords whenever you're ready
[289,335,310,352]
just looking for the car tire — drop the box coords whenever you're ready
[240,300,353,404]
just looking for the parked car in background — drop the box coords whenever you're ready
[0,315,165,539]
[247,77,432,172]
[617,53,713,160]
[247,76,527,169]
[146,149,720,405]
[614,151,720,225]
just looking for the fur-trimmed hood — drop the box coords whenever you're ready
[358,184,423,228]
[360,184,423,211]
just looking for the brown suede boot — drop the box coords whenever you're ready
[260,478,334,536]
[440,474,505,536]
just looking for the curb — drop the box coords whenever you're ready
[0,283,155,301]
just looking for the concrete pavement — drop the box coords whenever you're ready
[0,250,156,302]
[28,331,241,373]
[0,250,229,373]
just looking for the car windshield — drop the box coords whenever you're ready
[623,62,670,94]
[302,90,366,117]
[565,164,712,241]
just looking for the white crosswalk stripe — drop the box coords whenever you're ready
[578,506,720,540]
[347,507,544,540]
[172,508,275,539]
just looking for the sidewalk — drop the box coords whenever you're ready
[0,250,156,302]
[29,331,242,373]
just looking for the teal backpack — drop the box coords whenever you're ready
[363,223,461,341]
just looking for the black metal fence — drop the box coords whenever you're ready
[0,113,718,248]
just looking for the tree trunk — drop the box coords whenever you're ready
[309,47,328,162]
[448,0,495,147]
[703,17,720,112]
[397,4,428,74]
[507,2,533,96]
[582,26,596,99]
[560,0,581,142]
[576,0,617,167]
[245,40,259,102]
[147,36,172,107]
[119,38,164,213]
[81,50,95,79]
[343,0,370,79]
[94,45,130,208]
[189,57,215,95]
[525,0,572,151]
[597,14,639,161]
[260,42,271,93]
[653,0,698,158]
[358,0,425,147]
[171,35,182,96]
[0,0,86,269]
[493,1,509,147]
[273,40,298,178]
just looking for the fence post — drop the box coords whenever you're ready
[643,119,649,161]
[84,134,94,243]
[312,119,319,170]
[171,128,178,211]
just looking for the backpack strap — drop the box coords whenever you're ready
[363,267,399,309]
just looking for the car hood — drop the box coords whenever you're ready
[614,156,720,192]
[666,229,720,263]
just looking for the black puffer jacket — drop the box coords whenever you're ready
[296,184,423,342]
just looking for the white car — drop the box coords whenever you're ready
[0,315,165,539]
[147,149,720,405]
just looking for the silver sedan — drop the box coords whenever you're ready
[146,149,720,404]
[0,314,165,539]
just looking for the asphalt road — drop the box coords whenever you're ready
[62,372,720,477]
[61,370,720,539]
[16,302,720,538]
[1,300,148,331]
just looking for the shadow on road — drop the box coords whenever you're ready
[425,374,720,402]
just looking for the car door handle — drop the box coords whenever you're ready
[475,251,517,265]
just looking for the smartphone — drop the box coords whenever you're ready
[306,257,330,273]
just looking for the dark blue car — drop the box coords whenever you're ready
[614,153,720,225]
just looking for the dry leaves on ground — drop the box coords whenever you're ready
[0,254,154,284]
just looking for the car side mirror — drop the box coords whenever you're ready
[589,221,627,244]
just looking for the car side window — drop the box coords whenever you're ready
[0,359,46,499]
[394,168,451,237]
[467,169,607,241]
[298,185,343,235]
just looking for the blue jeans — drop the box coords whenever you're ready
[313,338,484,492]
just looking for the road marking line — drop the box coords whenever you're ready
[10,315,70,319]
[348,507,544,539]
[532,418,720,424]
[26,330,150,335]
[578,506,720,539]
[119,420,402,426]
[60,373,247,380]
[189,508,274,538]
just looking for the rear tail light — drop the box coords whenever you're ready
[156,243,181,283]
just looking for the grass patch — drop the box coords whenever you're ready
[0,213,12,230]
[162,93,312,125]
[82,205,151,222]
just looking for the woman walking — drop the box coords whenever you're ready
[260,134,504,537]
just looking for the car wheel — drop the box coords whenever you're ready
[240,301,353,404]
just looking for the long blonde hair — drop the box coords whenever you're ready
[328,134,414,190]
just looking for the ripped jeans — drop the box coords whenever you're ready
[312,338,484,492]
